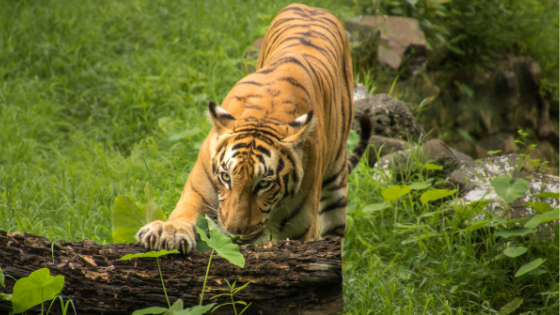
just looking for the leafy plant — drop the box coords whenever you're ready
[112,183,166,244]
[119,214,248,315]
[210,279,252,315]
[9,268,64,314]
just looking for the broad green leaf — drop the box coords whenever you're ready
[162,299,184,314]
[420,189,456,203]
[0,266,4,287]
[111,183,166,243]
[515,258,546,277]
[525,201,553,214]
[132,307,169,315]
[503,246,528,258]
[381,185,411,202]
[532,191,559,199]
[495,228,537,238]
[490,175,530,203]
[408,181,433,190]
[498,298,523,315]
[464,220,492,231]
[120,249,179,261]
[420,163,443,171]
[196,216,212,251]
[197,217,245,268]
[144,183,165,223]
[524,208,559,228]
[175,304,216,315]
[12,268,65,313]
[362,203,390,213]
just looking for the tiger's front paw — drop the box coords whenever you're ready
[136,220,196,254]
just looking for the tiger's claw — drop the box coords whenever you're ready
[136,220,196,254]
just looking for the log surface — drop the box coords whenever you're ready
[0,230,342,315]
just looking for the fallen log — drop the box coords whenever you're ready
[0,230,342,315]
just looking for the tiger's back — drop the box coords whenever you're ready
[137,4,371,253]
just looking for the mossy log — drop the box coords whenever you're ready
[0,230,342,315]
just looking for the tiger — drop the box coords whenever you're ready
[137,4,372,253]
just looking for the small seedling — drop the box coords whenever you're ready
[210,279,252,315]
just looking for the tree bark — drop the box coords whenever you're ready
[0,230,342,315]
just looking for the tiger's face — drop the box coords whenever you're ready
[208,102,314,243]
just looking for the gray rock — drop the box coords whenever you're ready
[376,139,462,179]
[353,94,425,142]
[366,135,411,167]
[450,154,559,232]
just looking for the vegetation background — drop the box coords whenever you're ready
[0,0,558,314]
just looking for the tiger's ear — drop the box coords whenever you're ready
[207,101,235,133]
[283,110,316,145]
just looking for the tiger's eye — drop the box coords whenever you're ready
[259,181,270,188]
[221,172,230,182]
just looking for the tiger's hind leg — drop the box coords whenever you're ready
[318,165,348,239]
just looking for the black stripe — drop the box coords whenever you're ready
[277,157,284,173]
[237,81,266,86]
[322,169,341,187]
[256,145,271,157]
[269,56,312,80]
[278,77,311,99]
[319,197,347,215]
[231,142,252,151]
[321,224,345,238]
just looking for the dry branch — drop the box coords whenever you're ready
[0,230,342,315]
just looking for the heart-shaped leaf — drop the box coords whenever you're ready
[196,215,245,268]
[112,183,166,244]
[490,175,530,203]
[381,185,411,202]
[11,268,65,313]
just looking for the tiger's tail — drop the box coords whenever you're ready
[347,113,373,173]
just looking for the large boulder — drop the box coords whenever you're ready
[353,94,425,142]
[450,154,559,225]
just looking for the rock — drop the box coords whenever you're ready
[238,38,263,73]
[345,16,427,78]
[390,55,558,174]
[353,94,425,142]
[475,132,518,155]
[366,135,411,167]
[376,139,463,180]
[451,154,559,227]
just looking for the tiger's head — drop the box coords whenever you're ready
[207,101,315,243]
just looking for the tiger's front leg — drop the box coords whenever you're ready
[136,157,217,254]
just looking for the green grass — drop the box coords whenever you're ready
[1,0,558,314]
